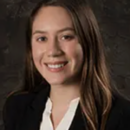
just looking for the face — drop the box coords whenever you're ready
[31,6,83,86]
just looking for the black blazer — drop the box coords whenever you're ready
[3,86,130,130]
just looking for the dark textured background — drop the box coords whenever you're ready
[0,0,130,129]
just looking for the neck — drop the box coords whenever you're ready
[50,84,80,108]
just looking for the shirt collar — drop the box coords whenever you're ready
[44,97,80,114]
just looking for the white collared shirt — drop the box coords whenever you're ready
[40,97,80,130]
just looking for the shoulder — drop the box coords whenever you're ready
[2,91,37,130]
[4,91,36,110]
[112,93,130,114]
[3,91,36,120]
[3,85,50,122]
[106,93,130,130]
[3,84,50,112]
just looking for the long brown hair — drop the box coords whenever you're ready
[24,0,112,129]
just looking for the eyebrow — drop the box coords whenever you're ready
[32,27,75,35]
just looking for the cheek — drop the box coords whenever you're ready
[32,46,38,61]
[31,47,42,69]
[32,44,44,60]
[64,43,83,61]
[75,44,83,59]
[31,46,45,73]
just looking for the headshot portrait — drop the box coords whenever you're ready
[2,0,130,130]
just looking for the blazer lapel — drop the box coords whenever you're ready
[69,104,87,130]
[18,85,50,130]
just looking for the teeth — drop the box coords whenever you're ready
[47,64,65,68]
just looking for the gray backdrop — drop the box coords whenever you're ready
[0,0,130,130]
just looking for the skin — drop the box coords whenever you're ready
[31,6,83,129]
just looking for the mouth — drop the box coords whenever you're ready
[44,61,68,72]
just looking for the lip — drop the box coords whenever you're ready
[44,61,68,72]
[44,61,68,65]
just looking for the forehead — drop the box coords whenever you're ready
[32,6,74,32]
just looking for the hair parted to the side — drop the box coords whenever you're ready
[23,0,112,129]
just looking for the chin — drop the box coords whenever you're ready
[46,79,68,86]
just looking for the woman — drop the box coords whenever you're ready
[3,0,130,130]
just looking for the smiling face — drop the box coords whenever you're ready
[31,6,83,86]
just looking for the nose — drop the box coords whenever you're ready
[46,38,63,57]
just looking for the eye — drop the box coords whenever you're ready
[36,36,47,42]
[61,35,74,41]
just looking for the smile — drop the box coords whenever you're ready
[47,64,65,68]
[45,62,68,72]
